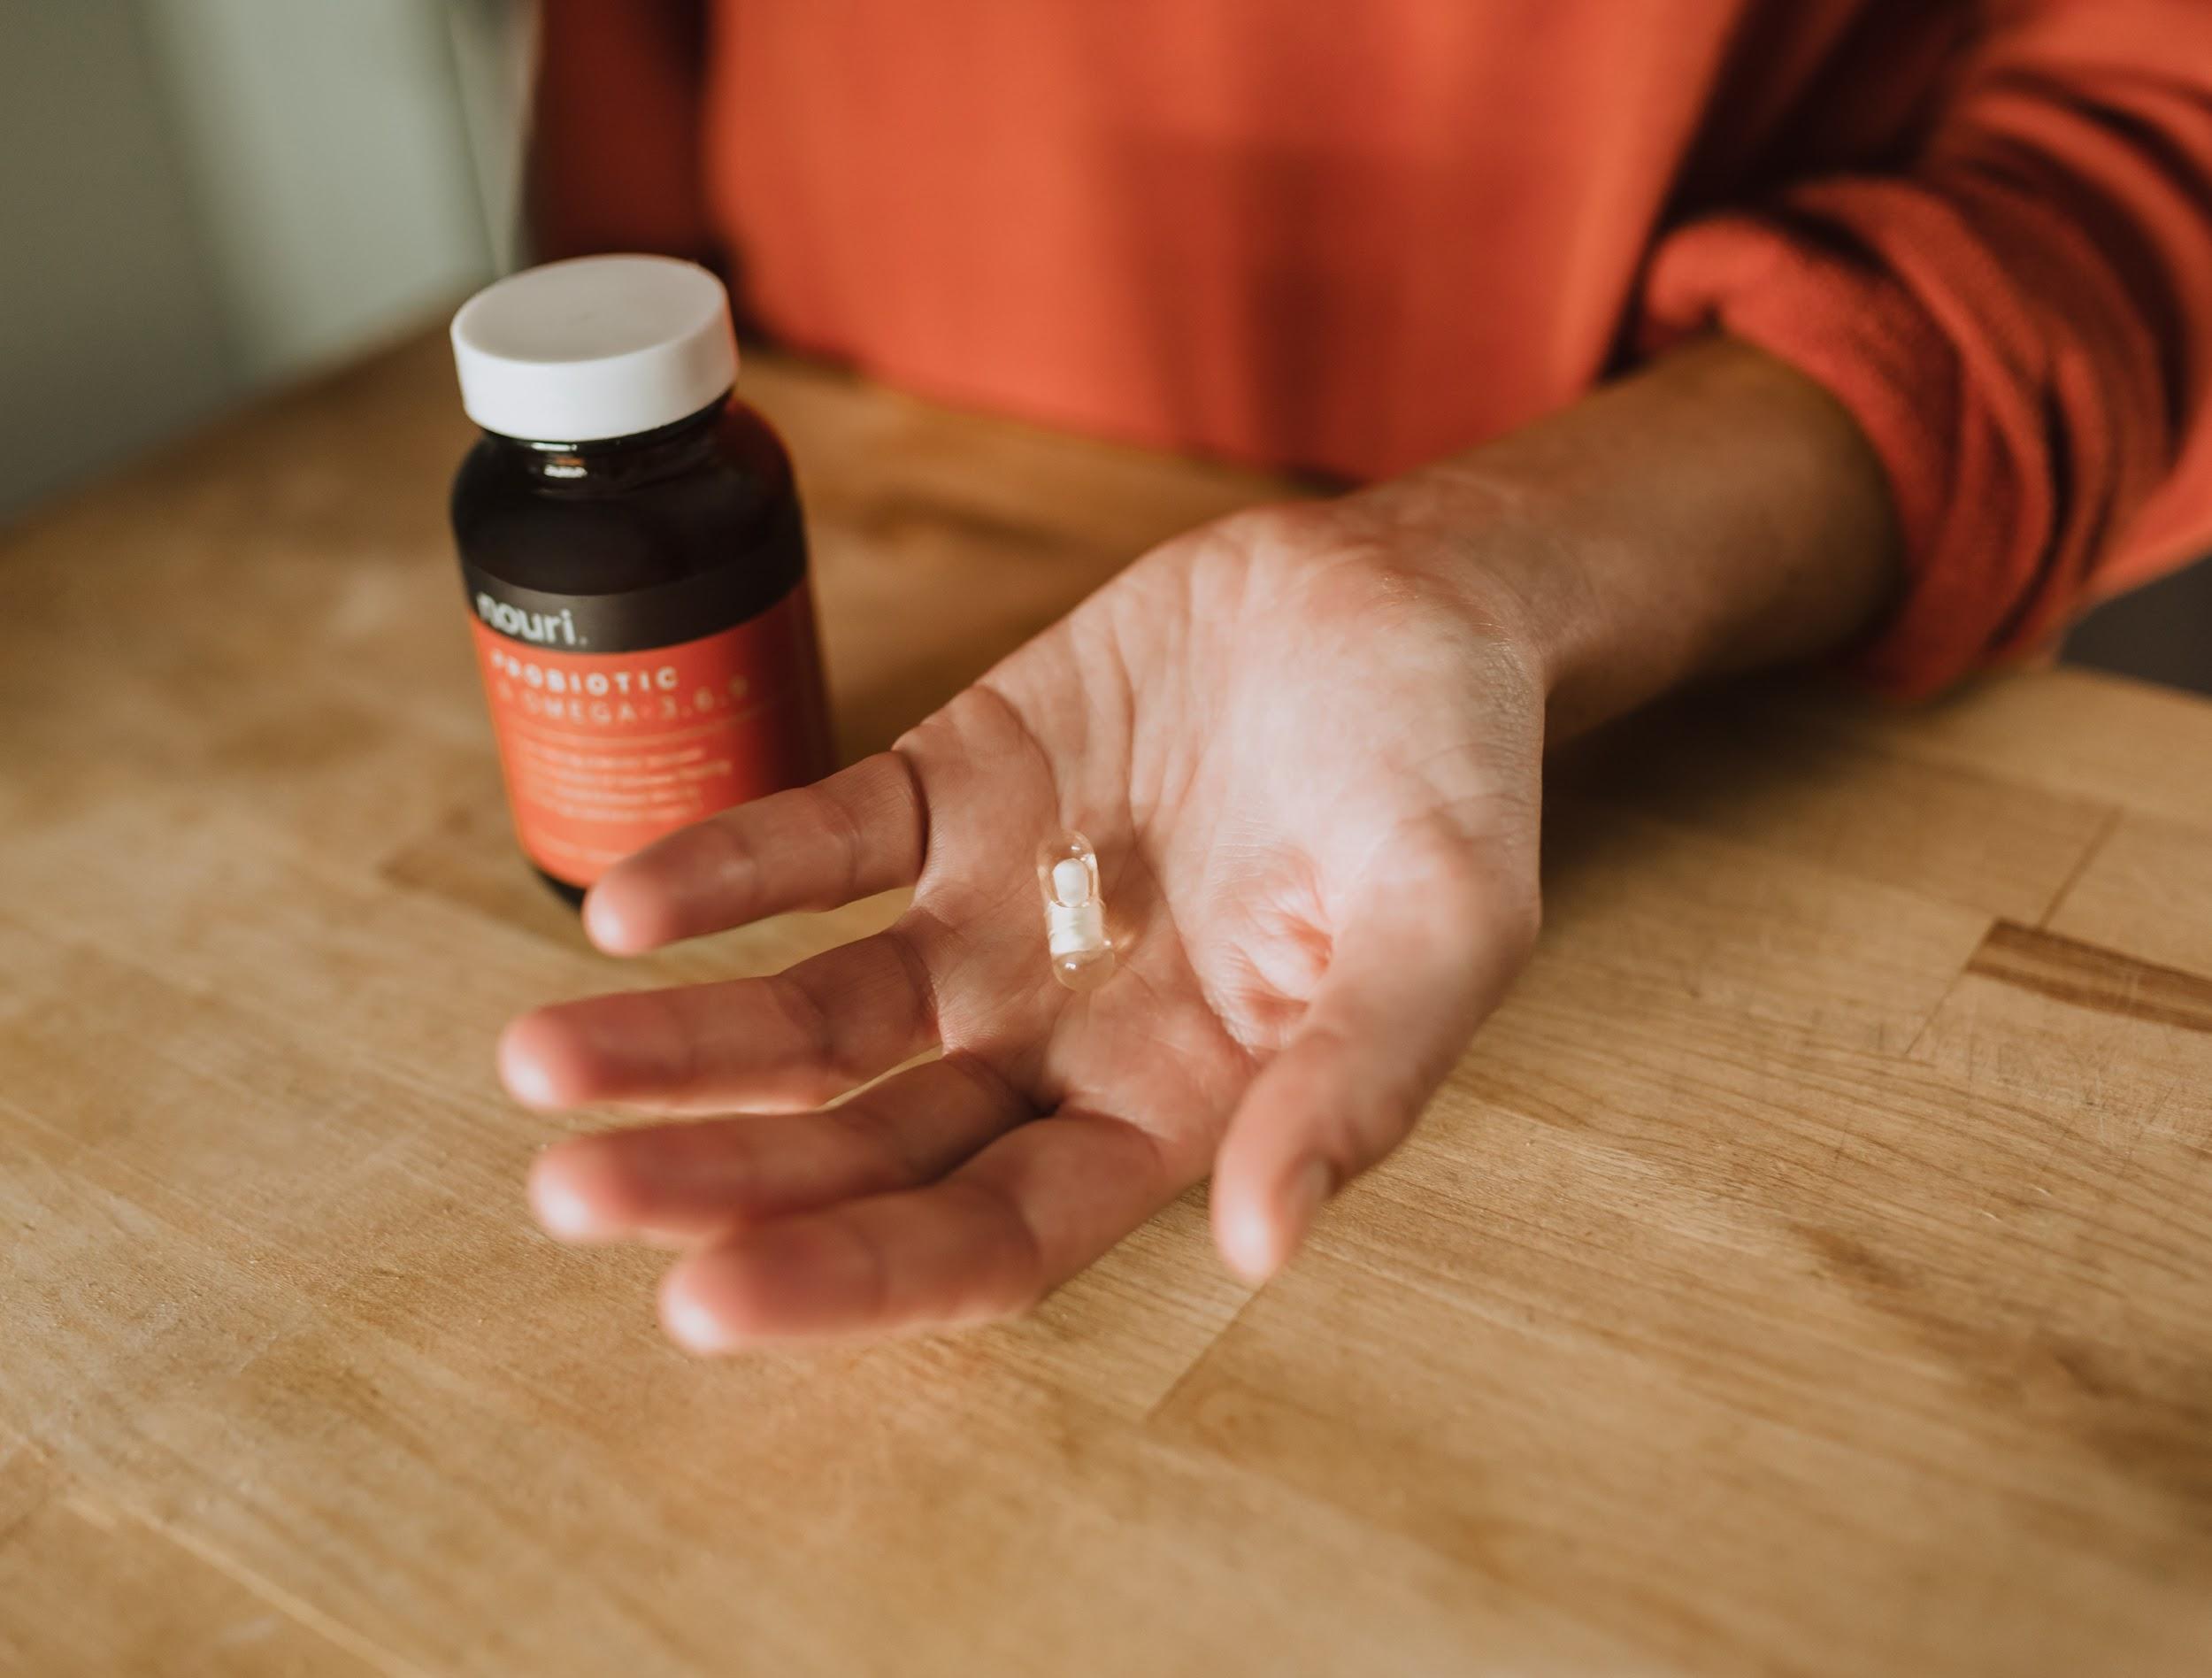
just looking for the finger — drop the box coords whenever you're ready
[584,751,926,954]
[528,1053,1031,1247]
[1210,847,1535,1284]
[657,1109,1185,1349]
[499,929,936,1114]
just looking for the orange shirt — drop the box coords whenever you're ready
[536,0,2212,697]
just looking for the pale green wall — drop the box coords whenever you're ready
[0,0,238,519]
[137,0,495,387]
[0,0,527,520]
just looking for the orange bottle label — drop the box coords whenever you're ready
[468,583,829,887]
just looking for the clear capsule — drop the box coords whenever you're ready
[1038,830,1115,991]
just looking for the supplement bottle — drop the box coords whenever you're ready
[449,255,833,904]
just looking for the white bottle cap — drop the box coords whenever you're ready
[449,255,739,443]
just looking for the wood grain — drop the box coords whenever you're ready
[1778,665,2212,829]
[1968,922,2212,1036]
[2046,809,2212,981]
[1553,691,2112,922]
[3,327,2210,1674]
[0,1454,380,1677]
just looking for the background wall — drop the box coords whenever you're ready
[0,0,528,521]
[0,2,2202,689]
[0,0,238,520]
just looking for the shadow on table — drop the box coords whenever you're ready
[2063,552,2212,697]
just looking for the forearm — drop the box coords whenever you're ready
[1637,4,2212,697]
[1357,337,1903,740]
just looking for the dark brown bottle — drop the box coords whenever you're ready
[449,256,832,904]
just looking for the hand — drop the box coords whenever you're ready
[497,338,1900,1350]
[499,495,1547,1347]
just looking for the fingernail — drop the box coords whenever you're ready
[1219,1197,1277,1284]
[528,1159,596,1241]
[658,1267,738,1355]
[1286,1158,1335,1241]
[497,1028,561,1110]
[580,889,628,952]
[1223,1159,1335,1285]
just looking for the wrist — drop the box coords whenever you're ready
[1348,336,1903,740]
[1340,461,1624,734]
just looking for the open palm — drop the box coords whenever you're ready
[502,500,1547,1347]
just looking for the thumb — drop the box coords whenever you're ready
[1210,848,1533,1283]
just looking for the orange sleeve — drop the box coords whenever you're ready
[529,0,713,265]
[1640,1,2212,698]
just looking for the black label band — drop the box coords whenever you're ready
[461,523,805,653]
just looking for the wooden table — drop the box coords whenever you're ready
[4,328,2211,1677]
